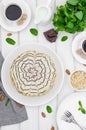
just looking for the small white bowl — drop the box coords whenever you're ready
[35,5,52,25]
[69,70,86,92]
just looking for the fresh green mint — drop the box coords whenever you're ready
[5,98,10,106]
[6,38,16,45]
[30,28,38,36]
[61,36,68,42]
[53,0,86,34]
[46,106,52,113]
[78,101,86,114]
[75,11,83,20]
[67,0,78,5]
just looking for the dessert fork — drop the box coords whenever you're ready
[62,111,86,130]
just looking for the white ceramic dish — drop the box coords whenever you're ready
[0,0,31,32]
[72,31,86,64]
[35,5,51,25]
[1,43,64,106]
[57,92,86,130]
[69,70,86,92]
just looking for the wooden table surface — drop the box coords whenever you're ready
[0,0,86,130]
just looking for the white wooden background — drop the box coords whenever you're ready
[0,0,86,130]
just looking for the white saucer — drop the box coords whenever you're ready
[72,31,86,64]
[57,92,86,130]
[0,0,31,32]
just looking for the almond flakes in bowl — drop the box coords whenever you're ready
[70,71,86,90]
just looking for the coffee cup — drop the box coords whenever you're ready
[82,40,86,54]
[3,3,22,23]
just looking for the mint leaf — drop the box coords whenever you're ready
[46,106,52,113]
[6,38,16,45]
[78,101,86,114]
[67,22,74,29]
[75,11,83,20]
[81,108,86,114]
[5,98,10,106]
[78,108,81,111]
[67,0,78,5]
[30,28,38,36]
[78,101,82,107]
[61,36,68,42]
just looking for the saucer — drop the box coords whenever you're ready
[72,31,86,64]
[0,0,31,32]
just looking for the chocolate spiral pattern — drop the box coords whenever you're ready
[10,51,56,96]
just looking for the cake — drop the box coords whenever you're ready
[10,50,56,96]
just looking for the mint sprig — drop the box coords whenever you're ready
[78,101,86,114]
[46,106,52,113]
[30,28,38,36]
[53,0,86,34]
[6,38,16,45]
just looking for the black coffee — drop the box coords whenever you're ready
[6,5,22,21]
[82,40,86,53]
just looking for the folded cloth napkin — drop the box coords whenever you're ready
[0,52,28,126]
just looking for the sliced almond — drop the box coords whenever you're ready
[0,95,5,101]
[17,19,24,25]
[83,64,86,66]
[51,126,55,130]
[41,112,46,118]
[7,33,12,36]
[65,69,70,75]
[17,103,24,108]
[22,14,27,20]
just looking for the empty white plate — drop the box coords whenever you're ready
[0,0,31,32]
[57,92,86,130]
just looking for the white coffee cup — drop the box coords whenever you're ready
[3,3,22,23]
[82,40,86,54]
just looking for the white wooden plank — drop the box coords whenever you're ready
[20,107,39,130]
[39,98,58,130]
[0,0,78,130]
[38,24,56,50]
[0,21,1,129]
[37,0,58,129]
[19,0,39,130]
[1,124,19,130]
[37,0,56,50]
[1,28,19,58]
[19,0,37,44]
[74,61,86,71]
[56,32,74,71]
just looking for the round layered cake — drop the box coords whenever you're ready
[10,51,56,96]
